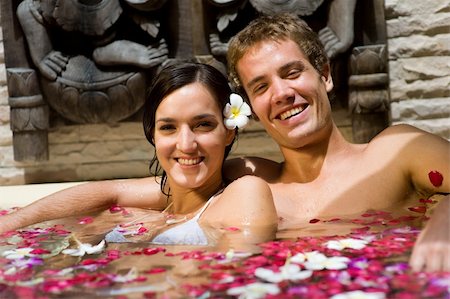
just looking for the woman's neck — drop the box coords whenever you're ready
[167,174,224,214]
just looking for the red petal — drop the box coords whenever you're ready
[408,206,427,213]
[109,204,123,213]
[428,170,443,187]
[224,226,240,231]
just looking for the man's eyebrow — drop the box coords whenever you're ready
[245,61,306,90]
[246,75,266,90]
[279,61,306,74]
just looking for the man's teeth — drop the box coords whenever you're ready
[280,107,303,120]
[178,158,201,165]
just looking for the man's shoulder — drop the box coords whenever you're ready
[369,124,433,146]
[224,156,282,182]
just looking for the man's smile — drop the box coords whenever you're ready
[278,104,309,120]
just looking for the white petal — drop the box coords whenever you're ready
[303,261,325,271]
[223,103,232,118]
[229,93,243,107]
[233,115,249,129]
[62,248,85,257]
[239,101,252,116]
[254,268,276,281]
[326,240,344,250]
[290,253,306,263]
[84,240,106,254]
[224,118,237,130]
[290,270,313,280]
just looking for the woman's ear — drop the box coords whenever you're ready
[321,63,334,92]
[225,129,236,146]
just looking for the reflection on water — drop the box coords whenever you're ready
[0,205,449,298]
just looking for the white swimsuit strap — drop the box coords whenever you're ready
[192,188,224,220]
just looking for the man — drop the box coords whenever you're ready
[225,13,449,272]
[1,13,448,272]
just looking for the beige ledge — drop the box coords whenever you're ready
[0,182,86,208]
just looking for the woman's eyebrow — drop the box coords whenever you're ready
[156,114,216,123]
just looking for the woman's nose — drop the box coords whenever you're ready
[176,127,197,152]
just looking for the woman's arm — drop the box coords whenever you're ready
[0,177,166,234]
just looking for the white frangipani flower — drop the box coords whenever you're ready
[62,239,105,257]
[303,252,350,270]
[326,238,369,250]
[330,290,386,299]
[2,247,36,259]
[255,264,313,283]
[227,282,280,299]
[111,268,139,283]
[223,93,252,130]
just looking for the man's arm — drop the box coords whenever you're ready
[410,195,450,272]
[0,177,165,234]
[393,124,450,271]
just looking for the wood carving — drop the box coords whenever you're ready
[16,0,168,124]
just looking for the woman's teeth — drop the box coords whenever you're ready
[280,107,303,120]
[178,158,201,165]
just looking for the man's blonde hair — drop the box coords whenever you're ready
[227,13,329,98]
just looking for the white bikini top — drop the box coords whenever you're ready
[105,191,221,246]
[151,198,213,246]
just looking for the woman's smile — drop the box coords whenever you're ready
[176,157,204,166]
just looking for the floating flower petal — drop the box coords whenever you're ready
[62,239,105,257]
[326,238,369,250]
[227,282,280,299]
[330,290,386,299]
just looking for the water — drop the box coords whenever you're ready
[0,205,449,298]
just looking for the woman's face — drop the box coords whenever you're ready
[154,82,235,190]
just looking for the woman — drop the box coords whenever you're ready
[1,62,278,246]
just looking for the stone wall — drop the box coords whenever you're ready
[1,1,448,185]
[386,0,450,138]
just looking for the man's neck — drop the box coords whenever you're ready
[279,124,351,183]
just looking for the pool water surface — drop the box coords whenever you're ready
[0,195,449,298]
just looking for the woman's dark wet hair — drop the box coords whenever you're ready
[143,62,236,196]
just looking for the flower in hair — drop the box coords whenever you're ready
[223,93,252,130]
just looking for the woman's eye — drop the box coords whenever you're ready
[159,124,175,131]
[197,121,214,128]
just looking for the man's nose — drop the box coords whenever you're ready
[271,78,295,105]
[176,127,197,152]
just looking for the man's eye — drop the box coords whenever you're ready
[253,84,267,94]
[286,70,301,79]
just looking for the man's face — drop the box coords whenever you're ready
[236,39,334,149]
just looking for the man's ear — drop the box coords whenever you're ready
[321,63,334,92]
